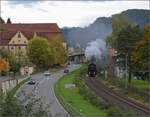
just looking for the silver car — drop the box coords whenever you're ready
[44,71,51,76]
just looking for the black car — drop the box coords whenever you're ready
[28,78,36,84]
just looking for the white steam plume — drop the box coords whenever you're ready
[85,38,109,68]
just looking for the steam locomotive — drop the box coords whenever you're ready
[87,63,97,77]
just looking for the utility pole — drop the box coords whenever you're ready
[7,58,9,79]
[125,53,128,93]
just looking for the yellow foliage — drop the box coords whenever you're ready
[83,58,87,63]
[49,36,68,65]
[68,47,74,53]
[132,23,150,72]
[0,58,9,72]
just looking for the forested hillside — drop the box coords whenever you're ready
[62,9,149,48]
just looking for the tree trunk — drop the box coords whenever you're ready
[128,69,132,83]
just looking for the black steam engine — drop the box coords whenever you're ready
[87,63,97,77]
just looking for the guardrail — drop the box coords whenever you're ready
[55,81,83,117]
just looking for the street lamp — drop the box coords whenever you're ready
[112,52,118,77]
[6,58,9,79]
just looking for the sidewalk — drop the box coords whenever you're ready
[0,75,26,83]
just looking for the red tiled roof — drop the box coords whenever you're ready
[21,31,34,39]
[0,23,65,44]
[0,23,61,32]
[0,31,17,44]
[36,32,64,41]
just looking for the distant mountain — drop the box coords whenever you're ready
[61,9,149,48]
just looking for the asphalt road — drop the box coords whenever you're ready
[16,64,81,117]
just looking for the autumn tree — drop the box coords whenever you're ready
[27,37,51,69]
[0,49,29,77]
[116,25,142,83]
[131,23,150,81]
[106,13,133,49]
[0,58,9,75]
[49,36,68,65]
[0,58,9,72]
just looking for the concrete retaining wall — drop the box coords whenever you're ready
[0,77,27,94]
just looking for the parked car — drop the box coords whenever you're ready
[44,71,51,76]
[67,62,70,65]
[64,69,69,73]
[28,78,36,84]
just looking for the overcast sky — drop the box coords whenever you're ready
[1,0,149,28]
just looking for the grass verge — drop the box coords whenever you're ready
[114,78,149,92]
[55,64,107,117]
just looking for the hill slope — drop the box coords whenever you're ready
[62,9,149,48]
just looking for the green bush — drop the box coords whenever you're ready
[108,106,123,116]
[9,72,14,77]
[16,72,21,76]
[107,106,135,117]
[100,101,111,110]
[1,93,24,117]
[90,96,98,105]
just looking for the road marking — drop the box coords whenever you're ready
[56,74,61,78]
[35,89,38,93]
[40,79,45,84]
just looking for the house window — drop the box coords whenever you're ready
[18,32,21,38]
[18,46,21,50]
[13,41,15,44]
[18,40,21,44]
[11,46,14,50]
[24,41,26,44]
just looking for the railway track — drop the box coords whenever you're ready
[85,76,150,117]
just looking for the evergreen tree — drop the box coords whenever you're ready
[0,17,5,23]
[7,18,11,24]
[116,24,143,83]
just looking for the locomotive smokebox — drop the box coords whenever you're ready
[87,62,97,78]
